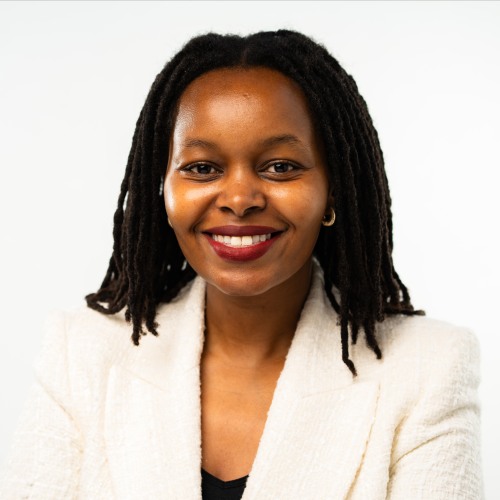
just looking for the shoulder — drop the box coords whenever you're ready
[39,306,131,369]
[32,279,203,420]
[379,314,479,365]
[36,278,201,384]
[33,306,134,406]
[351,314,480,391]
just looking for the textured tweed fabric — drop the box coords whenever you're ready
[0,263,482,499]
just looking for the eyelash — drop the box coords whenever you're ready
[181,161,301,178]
[263,161,299,174]
[182,163,219,176]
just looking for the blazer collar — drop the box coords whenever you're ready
[104,262,380,499]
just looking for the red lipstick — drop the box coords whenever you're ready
[203,225,283,262]
[204,225,278,236]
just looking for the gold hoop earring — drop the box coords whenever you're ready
[321,207,336,227]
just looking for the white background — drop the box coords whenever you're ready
[1,1,498,497]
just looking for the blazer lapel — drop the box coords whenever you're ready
[103,262,379,500]
[104,278,207,500]
[242,383,380,499]
[242,264,380,499]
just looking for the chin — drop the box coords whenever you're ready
[211,280,276,298]
[203,270,285,298]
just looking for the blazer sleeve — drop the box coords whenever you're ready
[0,312,82,500]
[387,327,483,500]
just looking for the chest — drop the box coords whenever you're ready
[199,355,284,481]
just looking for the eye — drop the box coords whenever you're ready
[181,162,220,176]
[263,161,300,175]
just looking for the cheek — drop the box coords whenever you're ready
[163,174,215,230]
[164,174,187,216]
[275,179,328,229]
[164,174,192,220]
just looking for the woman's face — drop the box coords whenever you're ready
[164,67,330,297]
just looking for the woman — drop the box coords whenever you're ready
[0,30,481,499]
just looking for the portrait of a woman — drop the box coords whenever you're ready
[0,29,482,499]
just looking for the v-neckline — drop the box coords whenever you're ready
[104,261,379,500]
[197,268,325,498]
[201,468,249,487]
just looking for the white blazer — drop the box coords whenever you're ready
[0,264,482,499]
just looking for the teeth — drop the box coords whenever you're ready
[211,233,272,247]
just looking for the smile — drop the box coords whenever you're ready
[210,233,272,247]
[203,225,283,262]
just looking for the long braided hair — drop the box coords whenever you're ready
[86,30,422,376]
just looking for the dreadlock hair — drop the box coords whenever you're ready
[86,29,423,377]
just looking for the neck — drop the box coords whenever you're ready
[203,260,313,368]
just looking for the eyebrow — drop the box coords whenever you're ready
[181,138,218,150]
[181,134,306,151]
[260,134,304,149]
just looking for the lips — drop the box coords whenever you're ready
[204,225,279,237]
[203,225,283,261]
[211,233,271,247]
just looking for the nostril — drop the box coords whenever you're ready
[218,202,266,217]
[218,204,265,217]
[244,205,264,215]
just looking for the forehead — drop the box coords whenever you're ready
[179,66,306,103]
[172,67,316,137]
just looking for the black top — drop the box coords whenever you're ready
[201,468,249,500]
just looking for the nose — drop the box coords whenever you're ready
[216,167,266,217]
